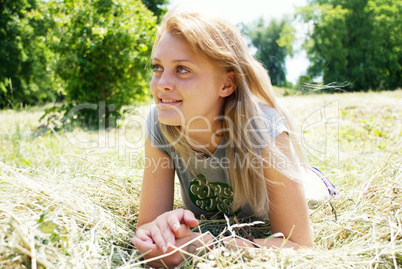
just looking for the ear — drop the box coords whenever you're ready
[219,71,237,97]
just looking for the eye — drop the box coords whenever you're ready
[152,64,163,72]
[177,66,190,74]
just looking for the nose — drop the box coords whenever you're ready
[157,70,174,91]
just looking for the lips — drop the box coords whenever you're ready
[158,97,182,105]
[161,99,181,103]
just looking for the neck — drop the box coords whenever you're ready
[184,118,223,155]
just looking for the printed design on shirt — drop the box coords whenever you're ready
[189,174,238,215]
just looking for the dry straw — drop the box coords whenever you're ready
[0,90,401,268]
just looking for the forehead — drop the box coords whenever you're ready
[153,32,202,62]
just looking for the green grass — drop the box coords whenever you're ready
[0,90,401,268]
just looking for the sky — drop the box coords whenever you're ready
[168,0,309,84]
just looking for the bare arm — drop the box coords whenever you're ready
[212,131,313,249]
[134,136,178,253]
[136,137,175,228]
[259,131,313,248]
[132,137,199,268]
[266,131,313,247]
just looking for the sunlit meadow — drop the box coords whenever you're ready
[0,90,401,268]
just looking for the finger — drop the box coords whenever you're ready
[132,236,157,255]
[151,224,174,253]
[135,229,153,244]
[183,210,199,227]
[176,223,192,238]
[157,213,179,247]
[167,212,182,237]
[133,238,167,269]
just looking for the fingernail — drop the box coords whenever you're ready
[173,224,179,231]
[146,239,153,244]
[162,246,167,253]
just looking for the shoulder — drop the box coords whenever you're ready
[258,102,285,122]
[257,102,288,139]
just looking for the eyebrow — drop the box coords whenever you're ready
[152,57,195,64]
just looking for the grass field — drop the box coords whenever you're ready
[0,90,401,268]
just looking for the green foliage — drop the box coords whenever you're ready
[297,0,402,91]
[241,17,295,87]
[0,0,58,109]
[140,0,169,23]
[44,0,156,129]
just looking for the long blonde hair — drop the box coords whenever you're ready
[152,5,307,217]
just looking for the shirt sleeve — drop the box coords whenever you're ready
[259,104,288,140]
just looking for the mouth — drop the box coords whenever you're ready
[158,98,182,105]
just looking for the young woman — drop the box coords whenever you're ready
[132,5,336,268]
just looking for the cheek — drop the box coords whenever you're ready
[150,77,158,95]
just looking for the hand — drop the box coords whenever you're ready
[132,229,199,268]
[132,209,199,254]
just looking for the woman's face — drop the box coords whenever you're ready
[150,32,229,129]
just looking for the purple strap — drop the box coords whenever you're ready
[309,166,338,196]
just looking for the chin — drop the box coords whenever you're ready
[157,110,183,127]
[158,117,182,126]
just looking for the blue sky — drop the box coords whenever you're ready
[168,0,309,84]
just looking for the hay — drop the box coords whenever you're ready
[0,91,401,268]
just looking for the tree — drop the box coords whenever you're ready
[44,0,157,128]
[0,0,57,109]
[241,17,295,87]
[297,0,401,91]
[140,0,169,23]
